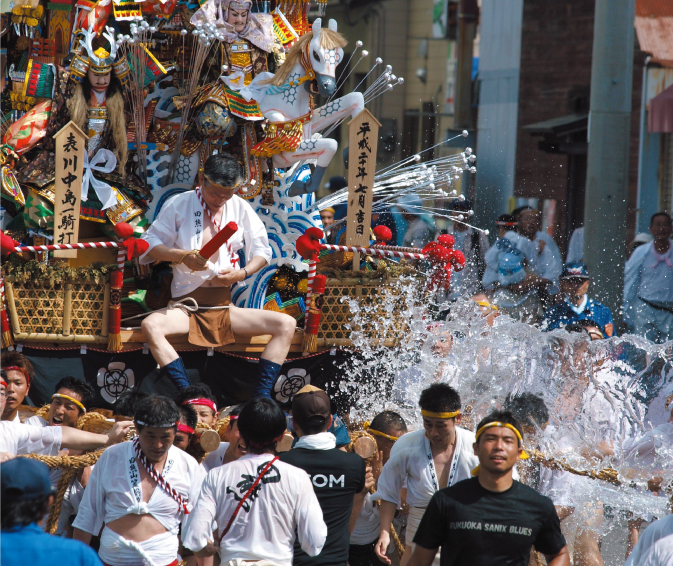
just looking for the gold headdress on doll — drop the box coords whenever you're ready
[69,24,130,86]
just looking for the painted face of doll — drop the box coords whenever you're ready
[88,68,111,93]
[227,7,249,32]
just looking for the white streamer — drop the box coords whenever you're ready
[81,148,117,210]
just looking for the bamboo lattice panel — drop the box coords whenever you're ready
[318,281,417,342]
[12,282,65,335]
[69,283,106,335]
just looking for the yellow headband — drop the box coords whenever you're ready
[52,393,86,413]
[364,422,400,442]
[474,421,529,459]
[475,300,498,311]
[421,409,461,419]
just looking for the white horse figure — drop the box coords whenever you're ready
[222,18,364,196]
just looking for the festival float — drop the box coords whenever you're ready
[0,0,474,411]
[3,2,673,553]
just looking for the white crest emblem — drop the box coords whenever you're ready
[273,367,310,404]
[97,361,135,404]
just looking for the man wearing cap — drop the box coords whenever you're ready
[374,384,479,566]
[408,410,569,566]
[1,458,102,566]
[624,212,673,343]
[541,262,614,338]
[444,199,489,301]
[279,385,368,566]
[1,350,34,422]
[73,395,205,566]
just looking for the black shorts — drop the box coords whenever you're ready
[349,541,380,566]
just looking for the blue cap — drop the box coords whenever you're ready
[498,250,526,286]
[561,262,590,279]
[396,193,423,213]
[1,458,55,501]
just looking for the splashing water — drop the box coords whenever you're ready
[338,281,673,555]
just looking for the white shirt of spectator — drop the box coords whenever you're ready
[140,191,272,297]
[639,242,673,303]
[182,453,327,566]
[625,516,673,566]
[371,428,478,509]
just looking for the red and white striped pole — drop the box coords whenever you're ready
[304,260,318,312]
[9,241,120,253]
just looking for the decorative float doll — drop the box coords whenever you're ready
[9,26,149,235]
[187,1,284,203]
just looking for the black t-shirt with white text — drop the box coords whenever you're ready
[280,447,366,566]
[413,477,566,566]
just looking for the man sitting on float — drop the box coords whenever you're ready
[139,152,296,397]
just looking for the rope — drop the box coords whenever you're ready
[120,297,231,322]
[529,449,621,485]
[21,449,105,534]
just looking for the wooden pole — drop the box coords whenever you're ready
[53,121,87,259]
[345,109,381,271]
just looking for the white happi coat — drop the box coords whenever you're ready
[183,453,326,566]
[372,428,478,509]
[140,191,272,297]
[0,421,62,456]
[73,441,205,560]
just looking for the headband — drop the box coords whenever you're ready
[183,398,217,413]
[474,422,529,459]
[177,423,195,435]
[4,366,29,384]
[135,419,180,428]
[475,301,498,312]
[322,207,335,214]
[229,415,239,421]
[0,379,7,388]
[421,409,461,419]
[52,393,86,413]
[364,422,400,442]
[496,221,518,227]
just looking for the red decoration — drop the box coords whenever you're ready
[296,228,324,262]
[421,238,466,291]
[373,225,392,243]
[0,232,19,256]
[113,222,135,240]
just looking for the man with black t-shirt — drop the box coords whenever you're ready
[280,385,369,566]
[410,410,569,566]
